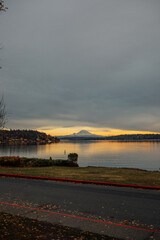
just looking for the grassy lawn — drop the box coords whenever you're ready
[0,166,160,187]
[0,212,119,240]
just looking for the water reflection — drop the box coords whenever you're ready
[0,144,38,157]
[0,140,160,170]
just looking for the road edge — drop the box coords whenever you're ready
[0,173,160,190]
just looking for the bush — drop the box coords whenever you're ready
[52,160,68,166]
[0,156,25,167]
[68,153,78,162]
[24,158,53,167]
[0,154,79,167]
[0,156,53,167]
[52,159,79,167]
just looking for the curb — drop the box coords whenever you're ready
[0,173,160,190]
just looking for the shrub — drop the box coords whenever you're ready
[52,159,79,167]
[0,156,25,167]
[68,153,78,162]
[24,158,53,167]
[53,160,68,166]
[0,154,79,167]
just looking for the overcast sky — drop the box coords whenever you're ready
[0,0,160,135]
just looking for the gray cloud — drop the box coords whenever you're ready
[0,0,160,132]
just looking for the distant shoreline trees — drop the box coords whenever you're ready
[0,129,60,145]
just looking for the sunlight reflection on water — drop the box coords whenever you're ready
[0,140,160,170]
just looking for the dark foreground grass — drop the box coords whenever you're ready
[0,212,119,240]
[0,166,160,187]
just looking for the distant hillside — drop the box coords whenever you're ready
[59,130,106,140]
[106,134,160,141]
[0,129,60,145]
[59,130,160,141]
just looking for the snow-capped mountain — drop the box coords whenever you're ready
[59,130,105,139]
[72,130,93,137]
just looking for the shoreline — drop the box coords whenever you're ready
[1,138,160,145]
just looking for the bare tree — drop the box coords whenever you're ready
[0,96,6,128]
[0,0,7,68]
[0,0,7,12]
[0,1,7,128]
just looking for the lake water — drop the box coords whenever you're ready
[0,140,160,171]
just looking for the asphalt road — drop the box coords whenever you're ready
[0,177,160,239]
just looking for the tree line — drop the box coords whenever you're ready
[0,129,60,145]
[106,134,160,141]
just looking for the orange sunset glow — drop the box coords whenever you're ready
[38,126,159,137]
